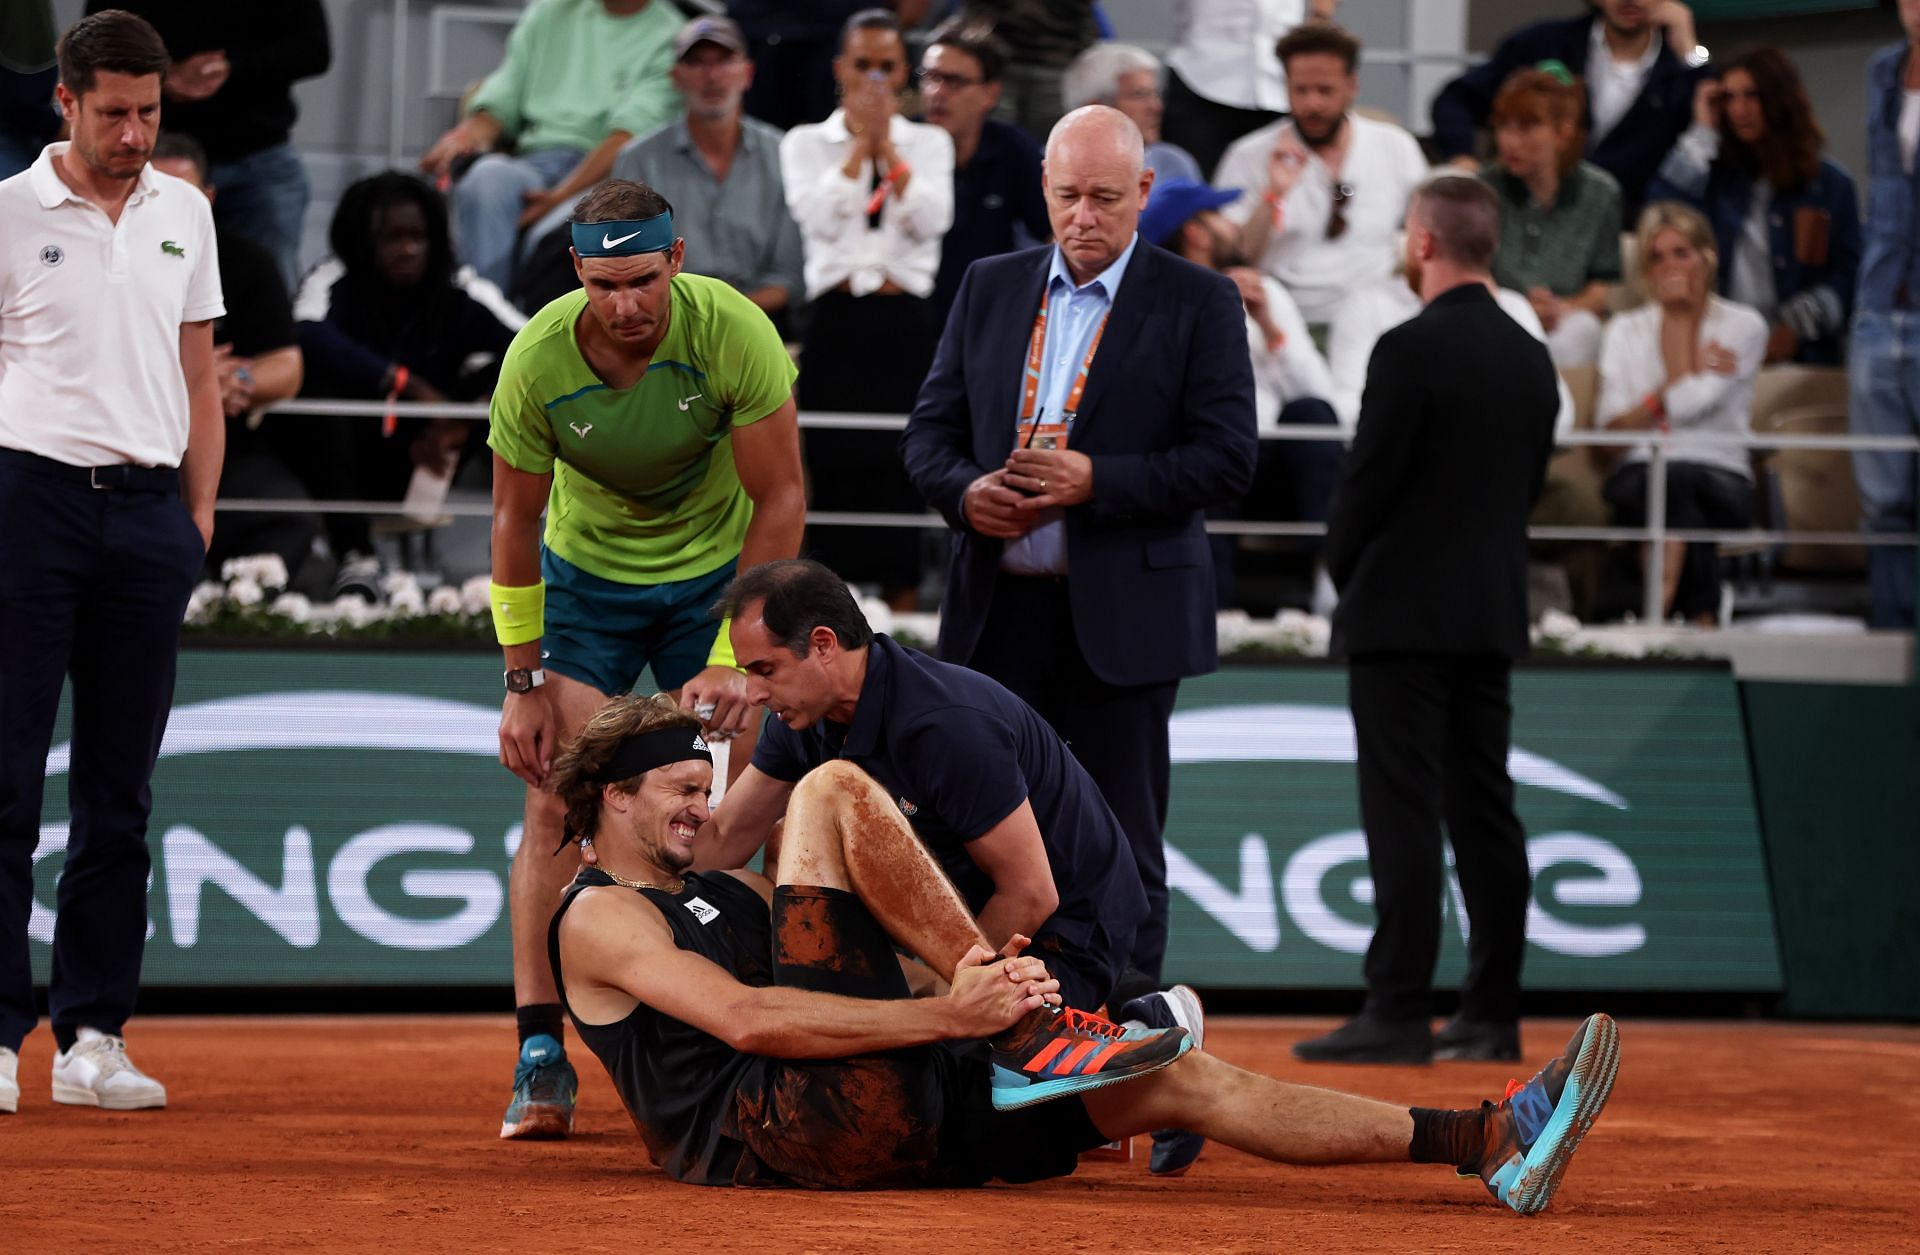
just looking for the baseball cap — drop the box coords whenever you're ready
[1139,180,1243,248]
[674,15,747,60]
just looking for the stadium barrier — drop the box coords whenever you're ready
[247,401,1920,627]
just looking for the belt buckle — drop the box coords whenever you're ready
[89,467,108,490]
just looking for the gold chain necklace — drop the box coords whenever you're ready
[601,867,686,894]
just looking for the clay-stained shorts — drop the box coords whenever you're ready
[729,885,1106,1189]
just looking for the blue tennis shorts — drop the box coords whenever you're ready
[540,548,737,696]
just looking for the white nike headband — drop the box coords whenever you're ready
[572,212,675,257]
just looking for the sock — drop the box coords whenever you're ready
[516,1004,565,1051]
[1408,1105,1488,1169]
[53,1024,78,1053]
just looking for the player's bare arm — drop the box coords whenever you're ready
[558,887,1056,1056]
[692,763,795,871]
[492,453,558,785]
[178,318,224,547]
[679,397,807,739]
[964,801,1060,953]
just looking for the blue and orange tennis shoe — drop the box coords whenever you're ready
[1464,1012,1621,1215]
[988,1002,1192,1112]
[500,1033,578,1140]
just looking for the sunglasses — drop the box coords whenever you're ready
[1327,182,1355,241]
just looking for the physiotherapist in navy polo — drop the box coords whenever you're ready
[900,105,1257,1001]
[695,558,1213,1175]
[0,10,225,1115]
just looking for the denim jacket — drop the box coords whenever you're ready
[1859,42,1920,314]
[1649,132,1862,365]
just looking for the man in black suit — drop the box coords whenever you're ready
[1296,176,1559,1066]
[901,105,1257,998]
[1430,0,1708,221]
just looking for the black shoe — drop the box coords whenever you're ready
[1434,1015,1521,1062]
[1291,1015,1433,1064]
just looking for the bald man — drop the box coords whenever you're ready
[902,104,1256,1014]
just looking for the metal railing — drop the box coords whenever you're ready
[240,403,1920,623]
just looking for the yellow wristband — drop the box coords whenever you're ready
[705,615,739,669]
[488,580,545,646]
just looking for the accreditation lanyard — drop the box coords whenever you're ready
[1018,283,1109,450]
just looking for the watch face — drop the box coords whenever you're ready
[505,668,533,693]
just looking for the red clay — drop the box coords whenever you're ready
[3,1015,1916,1253]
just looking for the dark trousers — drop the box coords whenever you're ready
[1348,654,1531,1025]
[0,449,203,1051]
[1603,460,1755,620]
[1162,69,1283,181]
[797,290,938,592]
[967,574,1179,981]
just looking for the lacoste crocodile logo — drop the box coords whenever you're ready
[161,240,185,257]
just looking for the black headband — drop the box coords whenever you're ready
[593,725,714,784]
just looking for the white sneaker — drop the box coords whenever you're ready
[51,1027,167,1110]
[0,1045,17,1114]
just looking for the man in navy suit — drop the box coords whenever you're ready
[900,106,1257,1000]
[1430,0,1709,222]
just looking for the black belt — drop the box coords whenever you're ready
[0,447,180,493]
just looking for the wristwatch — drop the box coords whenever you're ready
[503,667,546,694]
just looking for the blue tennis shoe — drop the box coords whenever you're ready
[1464,1012,1621,1215]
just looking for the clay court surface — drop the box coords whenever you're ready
[3,1015,1916,1253]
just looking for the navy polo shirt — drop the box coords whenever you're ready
[752,634,1148,963]
[928,118,1051,324]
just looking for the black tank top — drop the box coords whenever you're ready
[547,866,778,1185]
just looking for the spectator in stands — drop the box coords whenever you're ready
[1647,49,1861,368]
[1430,0,1708,223]
[1481,65,1624,368]
[92,0,331,290]
[781,8,953,606]
[0,0,60,181]
[606,16,803,326]
[291,174,525,599]
[150,133,310,579]
[1061,43,1203,185]
[1850,2,1920,630]
[919,21,1051,324]
[728,1,928,131]
[1595,202,1766,624]
[1142,179,1339,612]
[1163,0,1338,180]
[419,0,681,297]
[958,0,1098,140]
[1212,22,1427,334]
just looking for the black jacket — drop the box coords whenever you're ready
[1327,284,1558,660]
[901,243,1258,687]
[92,0,331,161]
[1430,15,1702,222]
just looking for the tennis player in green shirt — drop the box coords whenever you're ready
[486,178,805,1139]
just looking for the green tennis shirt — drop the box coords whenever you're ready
[488,273,797,585]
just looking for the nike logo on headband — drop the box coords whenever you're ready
[602,229,643,249]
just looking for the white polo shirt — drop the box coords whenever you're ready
[0,143,224,469]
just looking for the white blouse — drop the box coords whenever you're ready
[1595,296,1770,479]
[778,109,955,300]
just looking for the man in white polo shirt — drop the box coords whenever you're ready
[0,9,224,1117]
